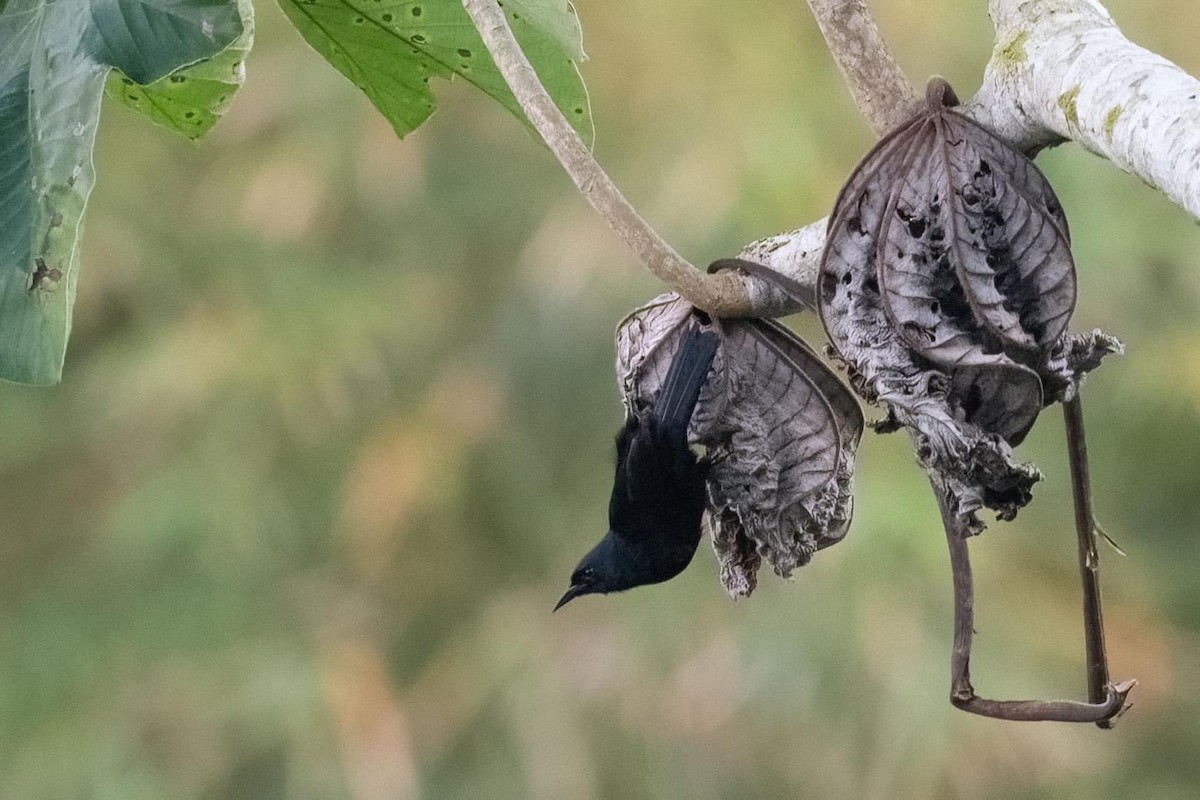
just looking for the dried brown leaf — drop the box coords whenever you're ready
[819,98,1045,445]
[873,80,1076,362]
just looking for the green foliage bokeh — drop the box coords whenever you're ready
[1,1,1199,798]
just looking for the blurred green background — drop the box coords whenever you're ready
[2,1,1199,797]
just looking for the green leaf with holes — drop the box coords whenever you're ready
[277,0,593,143]
[105,0,254,139]
[0,0,243,385]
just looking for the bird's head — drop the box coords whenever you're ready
[554,529,698,611]
[555,533,627,611]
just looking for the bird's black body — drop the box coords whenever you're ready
[556,320,720,610]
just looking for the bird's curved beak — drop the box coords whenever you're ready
[554,583,587,612]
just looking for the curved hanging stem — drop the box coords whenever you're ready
[931,476,1135,723]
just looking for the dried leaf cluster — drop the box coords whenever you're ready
[818,78,1120,529]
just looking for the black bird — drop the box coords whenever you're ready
[555,319,720,611]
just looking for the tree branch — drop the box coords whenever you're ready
[733,220,827,314]
[804,0,921,135]
[461,0,758,315]
[978,0,1200,216]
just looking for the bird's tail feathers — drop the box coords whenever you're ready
[655,321,719,432]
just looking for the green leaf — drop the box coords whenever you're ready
[105,0,254,140]
[0,0,243,385]
[277,0,593,144]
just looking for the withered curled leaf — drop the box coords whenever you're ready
[617,294,863,597]
[873,82,1075,360]
[820,97,1046,444]
[819,77,1118,528]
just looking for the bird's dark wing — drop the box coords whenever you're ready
[653,322,720,433]
[609,323,718,540]
[616,296,726,436]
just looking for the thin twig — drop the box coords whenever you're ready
[461,0,754,315]
[805,0,920,134]
[1063,395,1124,728]
[734,220,827,314]
[931,477,1133,723]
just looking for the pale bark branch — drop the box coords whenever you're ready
[979,0,1200,216]
[461,0,757,316]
